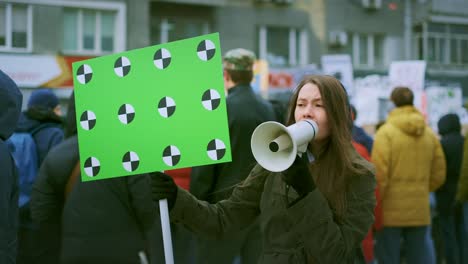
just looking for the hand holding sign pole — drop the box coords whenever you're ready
[72,33,231,263]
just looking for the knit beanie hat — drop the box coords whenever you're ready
[27,89,59,110]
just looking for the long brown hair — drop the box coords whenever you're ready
[285,75,366,220]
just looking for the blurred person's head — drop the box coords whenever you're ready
[437,113,461,136]
[223,48,255,89]
[390,86,413,107]
[0,70,22,140]
[27,89,62,116]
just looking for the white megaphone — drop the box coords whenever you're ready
[251,119,318,172]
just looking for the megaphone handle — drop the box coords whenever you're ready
[297,143,308,155]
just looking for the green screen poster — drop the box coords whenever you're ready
[72,33,231,181]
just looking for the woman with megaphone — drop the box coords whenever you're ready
[150,75,376,263]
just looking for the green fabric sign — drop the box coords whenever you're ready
[73,33,231,181]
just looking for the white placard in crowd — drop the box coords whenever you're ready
[426,86,466,131]
[388,60,426,112]
[388,60,426,92]
[321,54,354,95]
[353,75,391,126]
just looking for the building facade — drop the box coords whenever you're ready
[0,0,141,106]
[2,0,468,101]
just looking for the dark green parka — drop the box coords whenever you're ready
[171,151,375,263]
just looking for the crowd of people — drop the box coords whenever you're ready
[1,47,468,264]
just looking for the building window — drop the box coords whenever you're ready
[258,26,308,68]
[63,9,116,55]
[0,3,32,52]
[153,18,210,44]
[415,22,468,67]
[150,3,214,45]
[350,33,384,68]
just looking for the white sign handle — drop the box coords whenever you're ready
[159,198,174,264]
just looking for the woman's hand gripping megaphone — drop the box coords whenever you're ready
[282,154,316,199]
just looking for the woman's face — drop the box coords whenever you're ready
[294,82,330,143]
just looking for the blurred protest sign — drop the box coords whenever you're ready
[389,60,426,113]
[268,64,320,90]
[321,54,354,95]
[426,85,467,130]
[251,59,269,98]
[389,60,426,92]
[353,75,391,126]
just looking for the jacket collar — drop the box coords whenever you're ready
[227,84,252,96]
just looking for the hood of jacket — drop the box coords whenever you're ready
[0,70,22,140]
[387,105,426,137]
[15,108,63,133]
[437,113,461,136]
[16,113,42,133]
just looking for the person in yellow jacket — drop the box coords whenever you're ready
[371,86,446,264]
[458,143,468,202]
[456,136,468,263]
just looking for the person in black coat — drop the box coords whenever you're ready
[189,48,277,264]
[436,113,464,264]
[0,70,22,264]
[15,89,64,264]
[31,93,161,264]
